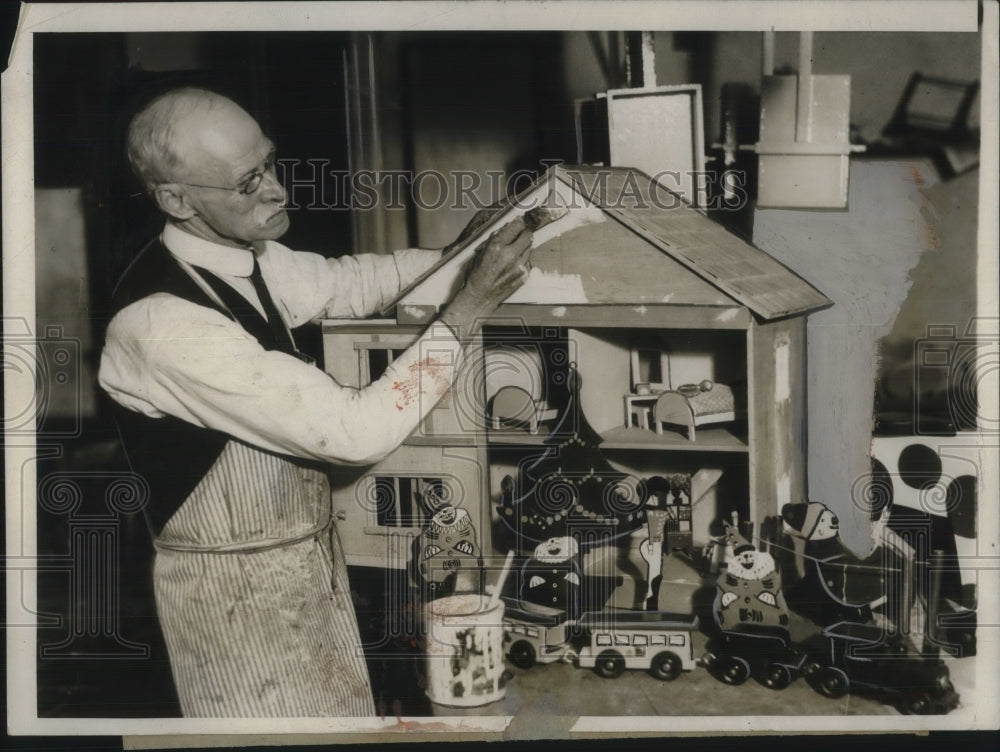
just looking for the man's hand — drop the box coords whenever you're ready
[464,218,533,305]
[440,217,533,342]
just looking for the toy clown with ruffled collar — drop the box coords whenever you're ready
[714,522,789,631]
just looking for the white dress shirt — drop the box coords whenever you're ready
[99,222,461,466]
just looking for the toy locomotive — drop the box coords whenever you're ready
[802,621,959,714]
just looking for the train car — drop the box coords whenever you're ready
[703,626,808,690]
[501,600,576,669]
[576,611,699,681]
[803,620,960,714]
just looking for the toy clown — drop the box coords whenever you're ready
[519,535,583,619]
[714,522,789,631]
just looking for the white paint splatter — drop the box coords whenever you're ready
[715,308,740,322]
[401,305,431,321]
[530,204,606,247]
[633,305,648,315]
[661,294,673,303]
[777,473,790,508]
[506,268,588,304]
[551,306,567,318]
[775,339,790,401]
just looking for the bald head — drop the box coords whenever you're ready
[126,88,258,192]
[126,87,289,247]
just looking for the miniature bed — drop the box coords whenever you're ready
[652,382,737,441]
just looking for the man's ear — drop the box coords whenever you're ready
[152,184,197,221]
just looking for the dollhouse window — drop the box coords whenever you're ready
[372,475,446,528]
[633,634,649,646]
[650,634,667,646]
[361,347,408,385]
[596,634,612,647]
[669,634,686,647]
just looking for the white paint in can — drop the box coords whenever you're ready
[423,594,507,708]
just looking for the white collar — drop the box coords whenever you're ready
[162,222,256,278]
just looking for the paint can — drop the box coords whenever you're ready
[423,593,506,708]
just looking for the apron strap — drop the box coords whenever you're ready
[154,515,333,555]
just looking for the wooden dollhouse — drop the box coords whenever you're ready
[323,165,831,594]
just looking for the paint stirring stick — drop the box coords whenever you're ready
[488,550,516,610]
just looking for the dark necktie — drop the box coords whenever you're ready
[196,258,298,357]
[248,258,297,354]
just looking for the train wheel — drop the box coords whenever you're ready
[508,640,536,670]
[802,660,822,678]
[649,651,682,681]
[594,650,626,679]
[762,663,792,690]
[718,656,751,686]
[815,667,849,699]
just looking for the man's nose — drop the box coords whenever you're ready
[258,170,286,203]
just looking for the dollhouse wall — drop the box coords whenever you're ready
[748,316,808,520]
[328,444,488,569]
[571,329,632,435]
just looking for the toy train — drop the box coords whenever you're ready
[575,611,699,681]
[702,626,808,690]
[501,605,960,713]
[803,621,959,715]
[501,603,700,680]
[502,601,576,668]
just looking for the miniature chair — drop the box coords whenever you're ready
[625,396,655,430]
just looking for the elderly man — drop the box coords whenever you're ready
[99,87,531,717]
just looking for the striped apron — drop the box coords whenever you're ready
[152,441,376,717]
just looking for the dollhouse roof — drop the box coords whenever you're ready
[383,165,832,321]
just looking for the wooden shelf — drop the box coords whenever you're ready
[485,424,564,446]
[483,424,748,453]
[600,425,749,453]
[402,434,478,447]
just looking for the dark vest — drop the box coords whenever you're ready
[109,236,304,536]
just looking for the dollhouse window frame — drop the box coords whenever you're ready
[362,473,458,534]
[354,335,418,386]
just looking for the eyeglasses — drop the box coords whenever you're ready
[165,152,278,196]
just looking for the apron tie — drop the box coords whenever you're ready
[153,515,334,555]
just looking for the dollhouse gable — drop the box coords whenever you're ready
[384,165,832,323]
